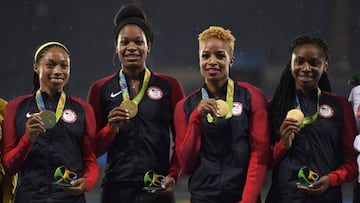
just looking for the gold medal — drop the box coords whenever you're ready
[286,109,304,126]
[216,100,229,117]
[39,110,57,129]
[120,100,138,118]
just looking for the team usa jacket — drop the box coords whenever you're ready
[87,70,184,186]
[266,91,358,203]
[175,81,271,203]
[2,92,99,203]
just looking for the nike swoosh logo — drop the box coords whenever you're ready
[26,112,32,118]
[110,90,122,98]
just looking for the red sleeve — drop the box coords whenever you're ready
[2,96,34,176]
[175,98,203,174]
[268,141,287,169]
[238,82,271,203]
[94,124,115,157]
[74,99,99,192]
[87,75,115,132]
[266,100,289,169]
[87,75,117,157]
[328,97,357,186]
[158,74,185,181]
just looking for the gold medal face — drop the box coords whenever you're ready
[286,109,304,126]
[216,100,229,117]
[120,100,138,118]
[39,110,57,129]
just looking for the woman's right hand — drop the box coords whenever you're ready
[25,114,46,142]
[279,118,300,149]
[197,99,218,117]
[107,106,130,134]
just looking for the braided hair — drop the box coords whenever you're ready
[269,34,331,144]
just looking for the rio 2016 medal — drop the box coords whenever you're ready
[286,109,304,126]
[120,100,138,118]
[216,100,229,117]
[39,110,56,129]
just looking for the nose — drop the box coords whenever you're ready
[302,62,311,71]
[53,65,63,74]
[127,42,137,51]
[209,55,217,65]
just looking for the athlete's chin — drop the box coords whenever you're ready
[123,62,143,70]
[299,82,317,89]
[49,84,66,92]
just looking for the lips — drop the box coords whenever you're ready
[50,77,64,83]
[206,68,220,75]
[298,75,314,82]
[124,54,140,60]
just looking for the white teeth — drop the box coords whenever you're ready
[50,78,63,83]
[299,76,313,81]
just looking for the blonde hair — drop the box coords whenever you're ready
[198,26,236,56]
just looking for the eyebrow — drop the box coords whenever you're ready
[202,50,226,53]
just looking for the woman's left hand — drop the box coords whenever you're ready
[62,177,87,196]
[297,175,331,196]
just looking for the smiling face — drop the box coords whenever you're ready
[116,24,149,71]
[291,44,328,93]
[199,37,233,84]
[34,47,70,94]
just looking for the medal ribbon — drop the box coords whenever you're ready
[295,88,321,128]
[35,89,66,122]
[119,68,151,104]
[201,78,234,123]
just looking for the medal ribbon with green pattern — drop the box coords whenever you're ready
[201,78,234,123]
[119,68,151,104]
[35,89,66,122]
[295,88,321,128]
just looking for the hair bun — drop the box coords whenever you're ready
[114,4,147,26]
[113,4,153,46]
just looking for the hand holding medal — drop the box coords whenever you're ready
[108,100,138,134]
[281,109,305,148]
[26,110,56,140]
[38,110,57,129]
[115,68,151,119]
[119,100,138,118]
[286,109,304,126]
[108,68,151,134]
[215,100,229,117]
[200,79,234,123]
